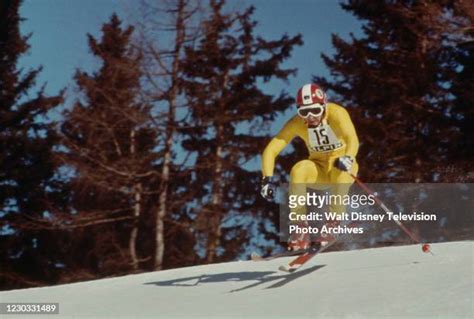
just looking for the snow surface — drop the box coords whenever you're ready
[1,241,473,319]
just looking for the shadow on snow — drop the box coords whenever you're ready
[144,265,326,292]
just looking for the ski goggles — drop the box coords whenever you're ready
[297,104,325,118]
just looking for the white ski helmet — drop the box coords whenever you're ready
[296,83,327,118]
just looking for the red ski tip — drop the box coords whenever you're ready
[422,244,431,253]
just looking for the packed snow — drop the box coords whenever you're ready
[1,241,472,318]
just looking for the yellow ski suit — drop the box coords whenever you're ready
[262,103,359,215]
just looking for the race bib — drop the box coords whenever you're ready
[308,124,343,153]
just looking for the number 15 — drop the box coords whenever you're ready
[313,128,329,145]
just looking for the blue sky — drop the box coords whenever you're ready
[19,0,363,175]
[16,0,363,254]
[20,0,362,111]
[18,0,364,177]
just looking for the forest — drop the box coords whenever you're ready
[1,0,472,290]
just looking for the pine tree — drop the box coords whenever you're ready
[446,1,474,180]
[315,0,473,182]
[312,0,474,248]
[138,0,202,270]
[180,0,302,263]
[59,14,158,274]
[0,0,65,289]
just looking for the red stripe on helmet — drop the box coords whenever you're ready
[296,83,326,107]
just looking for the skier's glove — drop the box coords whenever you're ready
[335,155,354,172]
[260,176,276,201]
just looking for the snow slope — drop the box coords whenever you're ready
[1,241,473,319]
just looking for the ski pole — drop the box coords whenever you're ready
[349,173,432,254]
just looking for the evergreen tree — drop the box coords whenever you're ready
[314,0,473,248]
[447,1,474,180]
[138,0,202,270]
[180,0,302,262]
[0,0,64,289]
[315,0,473,182]
[59,14,158,275]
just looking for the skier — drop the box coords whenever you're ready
[260,83,359,251]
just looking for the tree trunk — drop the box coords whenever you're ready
[206,124,224,263]
[154,140,171,270]
[205,69,229,264]
[129,182,141,270]
[129,129,140,271]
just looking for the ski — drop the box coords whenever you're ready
[278,237,339,273]
[278,220,363,272]
[251,247,311,261]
